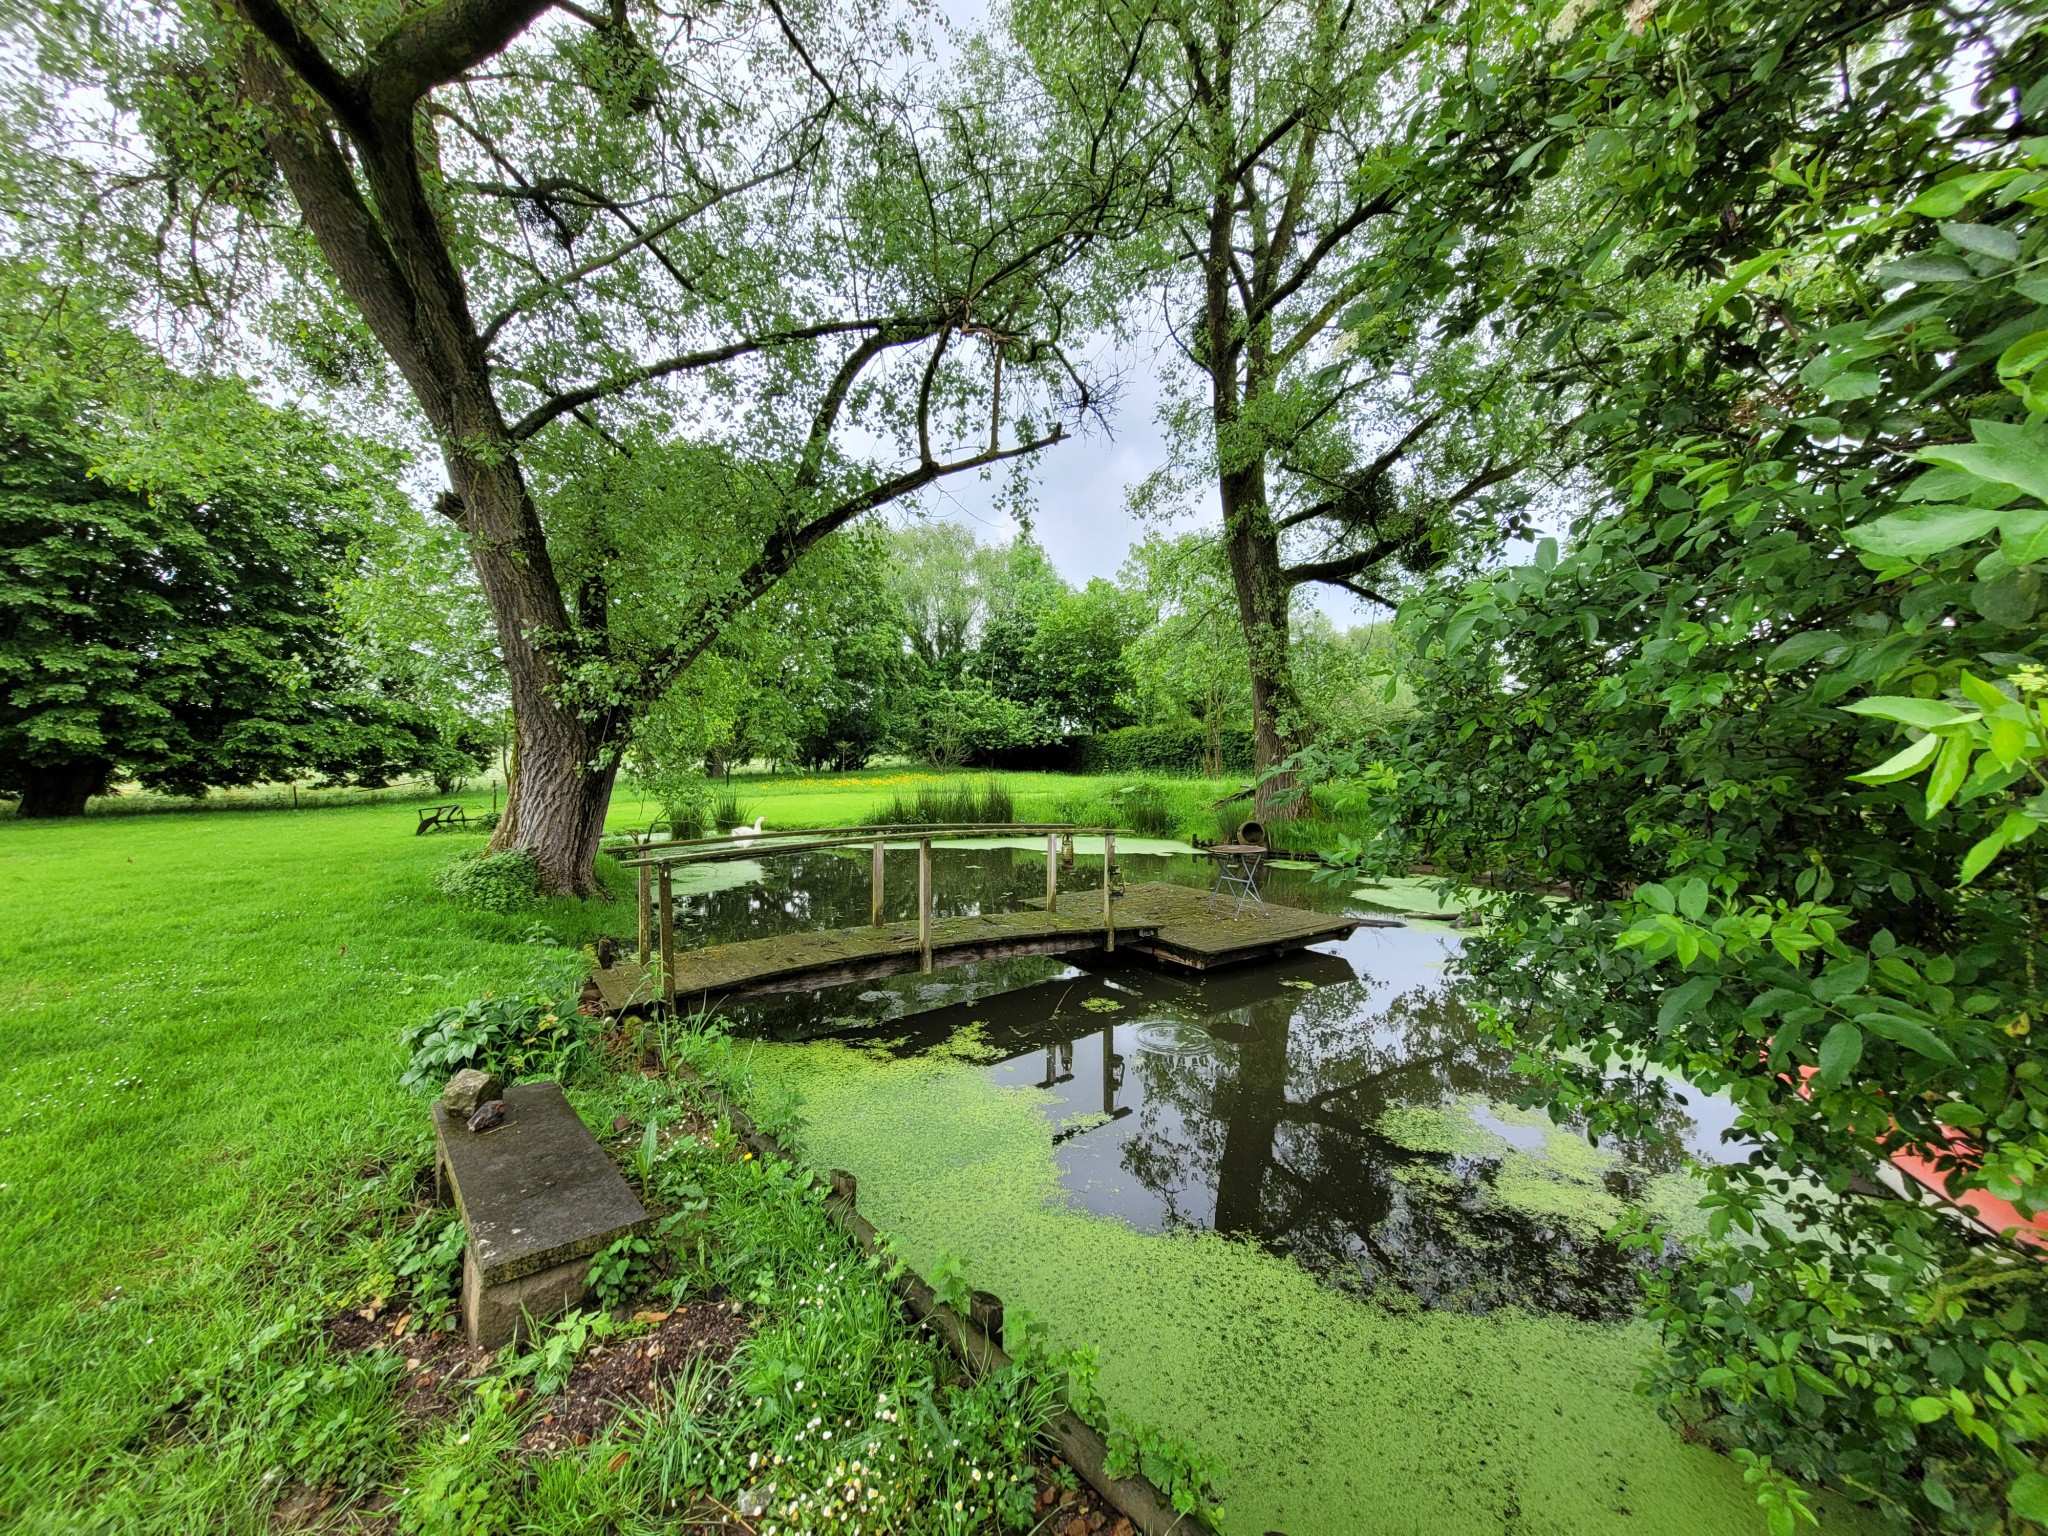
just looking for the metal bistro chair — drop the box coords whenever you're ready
[1206,820,1270,917]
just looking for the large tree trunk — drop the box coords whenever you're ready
[13,759,110,818]
[448,459,619,896]
[1219,460,1306,820]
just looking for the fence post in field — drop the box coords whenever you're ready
[918,837,933,974]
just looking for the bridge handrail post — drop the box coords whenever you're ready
[1045,832,1058,914]
[872,838,885,927]
[636,864,652,964]
[657,864,676,1015]
[1103,830,1116,952]
[918,837,933,973]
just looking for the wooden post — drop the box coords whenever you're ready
[657,865,676,1014]
[872,839,886,927]
[1102,831,1115,952]
[918,837,933,974]
[636,865,651,964]
[1045,832,1058,914]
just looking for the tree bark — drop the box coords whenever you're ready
[14,759,111,818]
[1219,459,1304,817]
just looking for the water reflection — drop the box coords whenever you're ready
[697,844,1734,1319]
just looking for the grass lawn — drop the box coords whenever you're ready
[0,801,595,1526]
[604,767,1245,843]
[0,796,1084,1534]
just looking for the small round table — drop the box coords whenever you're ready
[1206,842,1269,916]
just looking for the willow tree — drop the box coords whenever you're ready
[21,0,1155,890]
[1020,0,1569,812]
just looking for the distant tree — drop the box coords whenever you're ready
[0,270,476,816]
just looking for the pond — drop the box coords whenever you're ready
[668,842,1858,1534]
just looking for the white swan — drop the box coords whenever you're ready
[729,815,766,840]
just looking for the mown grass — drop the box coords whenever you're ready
[607,769,1242,844]
[0,800,1075,1532]
[0,804,596,1527]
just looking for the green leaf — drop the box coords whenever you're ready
[1850,732,1940,785]
[1917,421,2048,505]
[1820,371,1881,402]
[1863,1012,1961,1065]
[1926,730,1974,814]
[1658,976,1717,1030]
[1999,330,2048,380]
[1876,254,1976,285]
[1817,1022,1864,1087]
[1906,1395,1950,1423]
[1961,810,2042,884]
[1675,876,1709,921]
[1841,697,1975,729]
[1940,221,2021,262]
[1765,632,1845,672]
[1844,504,2005,558]
[2001,506,2048,565]
[2007,1471,2048,1523]
[1906,169,2020,217]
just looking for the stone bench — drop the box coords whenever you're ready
[432,1080,647,1349]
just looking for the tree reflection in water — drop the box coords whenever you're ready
[702,846,1730,1320]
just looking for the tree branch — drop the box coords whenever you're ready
[507,319,892,439]
[362,0,558,123]
[229,0,369,136]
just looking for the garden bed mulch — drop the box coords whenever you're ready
[326,1308,493,1419]
[520,1300,751,1454]
[1032,1461,1132,1536]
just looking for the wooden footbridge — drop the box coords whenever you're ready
[591,823,1363,1015]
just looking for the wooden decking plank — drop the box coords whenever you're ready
[1110,881,1360,962]
[593,907,1146,1011]
[589,882,1364,1016]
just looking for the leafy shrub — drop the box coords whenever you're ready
[431,847,537,912]
[1074,723,1253,776]
[503,1309,616,1397]
[397,993,592,1091]
[472,808,501,833]
[873,777,1016,826]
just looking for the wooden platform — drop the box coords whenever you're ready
[591,907,1153,1012]
[589,883,1364,1014]
[1107,881,1362,970]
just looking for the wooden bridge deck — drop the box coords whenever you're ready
[1107,880,1363,969]
[592,907,1149,1012]
[590,882,1365,1014]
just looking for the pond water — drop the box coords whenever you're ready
[675,841,1859,1534]
[674,842,1736,1321]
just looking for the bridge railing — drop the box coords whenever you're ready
[615,822,1122,997]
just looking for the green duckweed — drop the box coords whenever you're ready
[745,1041,1875,1536]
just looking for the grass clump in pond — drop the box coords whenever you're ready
[741,1042,1872,1536]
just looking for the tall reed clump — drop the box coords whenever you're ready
[711,793,755,831]
[872,779,1015,825]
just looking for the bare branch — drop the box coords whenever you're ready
[507,319,892,439]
